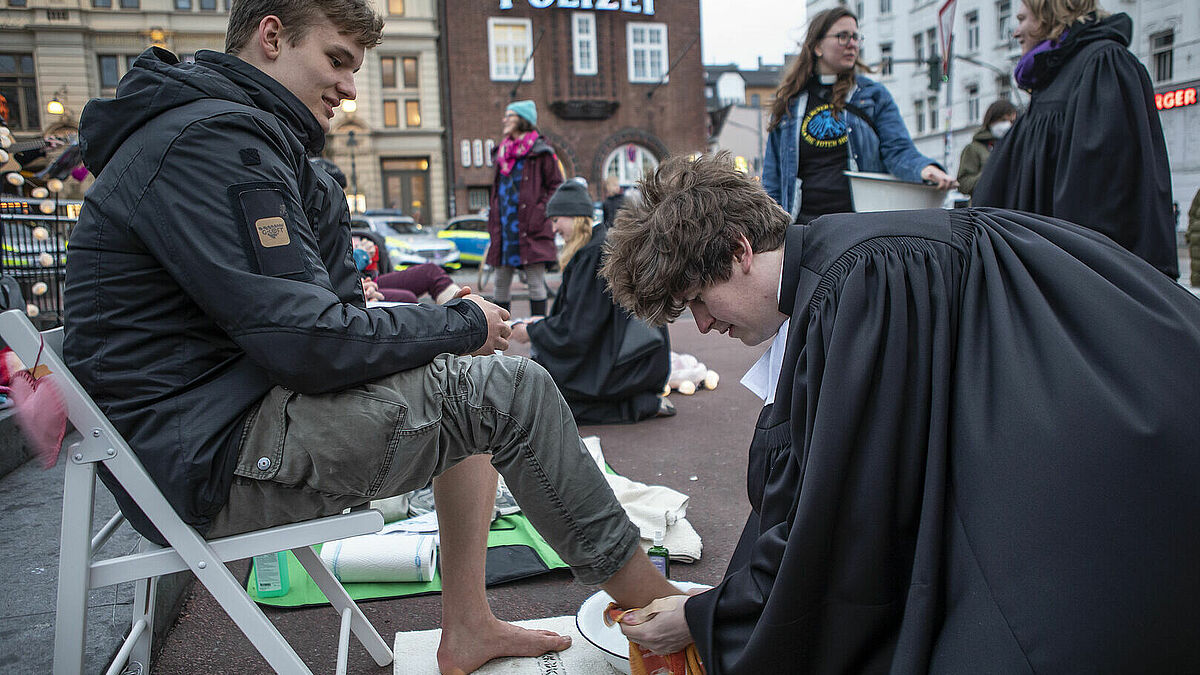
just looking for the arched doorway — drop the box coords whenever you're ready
[602,143,659,187]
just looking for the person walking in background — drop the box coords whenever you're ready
[486,100,562,315]
[763,7,955,224]
[1188,188,1200,287]
[956,99,1017,200]
[973,0,1177,278]
[601,175,625,225]
[509,180,671,424]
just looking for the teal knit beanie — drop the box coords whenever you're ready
[506,100,538,127]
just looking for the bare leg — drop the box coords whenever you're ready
[434,455,571,675]
[601,549,680,609]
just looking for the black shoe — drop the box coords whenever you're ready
[656,397,677,418]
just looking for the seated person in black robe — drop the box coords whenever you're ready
[509,179,671,424]
[599,152,1200,674]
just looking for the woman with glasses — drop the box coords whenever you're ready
[763,7,954,224]
[972,0,1176,278]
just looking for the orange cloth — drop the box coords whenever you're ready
[628,642,704,675]
[604,600,705,675]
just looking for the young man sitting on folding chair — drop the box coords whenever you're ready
[63,1,679,672]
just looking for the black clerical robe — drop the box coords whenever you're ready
[527,223,670,424]
[684,208,1200,673]
[973,14,1176,278]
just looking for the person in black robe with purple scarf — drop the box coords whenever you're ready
[600,153,1200,673]
[973,0,1177,278]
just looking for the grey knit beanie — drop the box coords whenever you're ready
[546,180,594,218]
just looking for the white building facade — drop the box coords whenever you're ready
[807,0,1199,214]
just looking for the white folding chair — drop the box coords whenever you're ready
[0,309,394,675]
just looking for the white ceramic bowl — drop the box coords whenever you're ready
[575,581,711,675]
[845,170,948,212]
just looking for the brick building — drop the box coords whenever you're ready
[439,0,707,216]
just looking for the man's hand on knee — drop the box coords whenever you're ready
[462,294,512,354]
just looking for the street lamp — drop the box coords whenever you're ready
[346,130,359,213]
[46,86,68,116]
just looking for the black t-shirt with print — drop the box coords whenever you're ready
[796,78,853,221]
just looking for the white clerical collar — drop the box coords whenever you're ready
[741,267,789,404]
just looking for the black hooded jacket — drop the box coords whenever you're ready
[65,48,487,540]
[973,13,1177,277]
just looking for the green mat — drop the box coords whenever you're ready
[247,513,568,607]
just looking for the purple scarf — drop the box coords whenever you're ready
[496,131,539,177]
[1013,29,1069,90]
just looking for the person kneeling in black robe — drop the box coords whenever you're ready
[508,179,671,424]
[600,152,1200,674]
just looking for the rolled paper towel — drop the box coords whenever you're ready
[319,531,438,583]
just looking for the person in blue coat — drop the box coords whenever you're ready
[763,7,955,224]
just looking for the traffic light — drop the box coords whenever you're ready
[928,56,942,91]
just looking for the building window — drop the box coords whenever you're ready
[880,0,891,15]
[383,100,399,127]
[174,0,190,9]
[467,188,489,212]
[9,0,27,6]
[402,57,418,87]
[914,99,925,133]
[628,23,668,83]
[199,0,216,10]
[119,0,139,7]
[855,0,864,20]
[488,17,533,82]
[913,33,925,63]
[381,57,397,88]
[927,28,937,61]
[388,0,403,15]
[750,93,761,106]
[996,74,1011,101]
[0,53,38,131]
[98,54,141,90]
[572,13,598,76]
[604,144,659,186]
[405,100,421,127]
[966,11,979,51]
[927,96,938,130]
[966,83,980,122]
[485,139,495,166]
[880,42,893,76]
[93,0,111,6]
[1151,30,1174,83]
[996,0,1011,42]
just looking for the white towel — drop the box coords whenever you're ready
[319,531,438,583]
[603,473,702,564]
[393,616,620,675]
[583,436,702,563]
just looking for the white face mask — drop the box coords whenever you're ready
[990,120,1013,137]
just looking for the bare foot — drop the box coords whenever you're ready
[437,617,571,674]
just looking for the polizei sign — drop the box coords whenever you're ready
[499,0,656,14]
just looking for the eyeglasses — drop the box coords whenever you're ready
[825,31,865,46]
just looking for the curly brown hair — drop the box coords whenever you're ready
[600,152,790,326]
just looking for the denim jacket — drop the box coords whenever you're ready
[763,75,937,220]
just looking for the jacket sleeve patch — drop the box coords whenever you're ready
[229,183,307,278]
